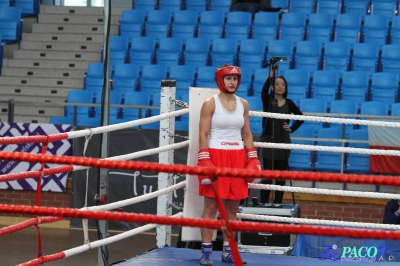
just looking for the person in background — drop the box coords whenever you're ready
[259,65,304,207]
[383,188,400,224]
[197,64,260,265]
[230,0,281,16]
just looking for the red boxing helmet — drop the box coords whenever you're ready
[214,65,241,93]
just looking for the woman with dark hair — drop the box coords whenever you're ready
[259,65,304,206]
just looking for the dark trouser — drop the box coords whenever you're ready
[260,158,288,204]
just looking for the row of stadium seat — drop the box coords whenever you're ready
[118,10,400,46]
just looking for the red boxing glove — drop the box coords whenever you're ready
[197,149,214,185]
[246,148,261,183]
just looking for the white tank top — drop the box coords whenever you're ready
[209,94,244,145]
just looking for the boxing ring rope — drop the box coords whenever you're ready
[2,88,400,265]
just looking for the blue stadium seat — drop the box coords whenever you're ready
[158,0,183,13]
[90,90,123,125]
[237,67,253,97]
[361,14,390,47]
[310,70,341,108]
[209,38,238,67]
[253,68,270,95]
[139,64,168,95]
[370,72,400,109]
[155,37,183,69]
[128,36,156,67]
[289,126,316,171]
[289,0,316,14]
[84,62,107,101]
[0,0,11,7]
[49,116,73,125]
[346,128,370,173]
[66,90,94,122]
[343,0,371,17]
[340,71,370,110]
[315,0,343,16]
[111,64,140,101]
[168,65,196,96]
[293,40,322,74]
[278,12,307,45]
[284,69,310,106]
[186,0,209,14]
[118,9,145,38]
[141,93,162,130]
[251,11,280,45]
[329,99,358,136]
[170,10,198,40]
[210,0,231,15]
[333,13,362,45]
[133,0,157,13]
[121,91,151,127]
[196,66,217,88]
[0,6,22,42]
[299,98,327,133]
[106,36,130,67]
[370,0,398,18]
[306,13,335,45]
[390,15,400,44]
[144,10,172,41]
[380,44,400,74]
[14,0,39,16]
[238,38,266,72]
[182,37,210,69]
[322,41,351,72]
[391,102,400,116]
[266,40,294,72]
[247,95,263,134]
[359,101,389,129]
[314,127,345,172]
[197,10,224,40]
[271,0,289,9]
[351,42,380,72]
[224,11,252,43]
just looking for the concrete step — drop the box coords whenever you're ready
[32,23,119,35]
[38,13,121,26]
[0,114,51,124]
[1,67,85,79]
[13,50,101,61]
[0,102,65,117]
[0,92,68,103]
[0,85,70,97]
[20,40,103,52]
[39,5,127,16]
[22,33,104,43]
[3,58,95,70]
[0,76,83,88]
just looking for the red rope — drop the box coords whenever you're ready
[0,133,68,145]
[0,165,74,183]
[211,180,243,266]
[0,216,66,236]
[1,150,399,186]
[2,204,400,241]
[18,252,65,266]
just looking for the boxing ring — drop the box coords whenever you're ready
[1,85,400,266]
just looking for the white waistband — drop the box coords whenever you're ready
[208,139,244,150]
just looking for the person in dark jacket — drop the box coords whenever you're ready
[383,189,400,224]
[259,65,304,206]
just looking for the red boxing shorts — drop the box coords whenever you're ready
[199,139,248,200]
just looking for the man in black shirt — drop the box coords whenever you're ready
[383,189,400,224]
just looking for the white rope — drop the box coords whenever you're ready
[64,212,183,258]
[72,140,189,171]
[66,108,189,140]
[250,111,400,128]
[85,181,186,212]
[237,213,400,231]
[254,141,400,156]
[249,183,400,200]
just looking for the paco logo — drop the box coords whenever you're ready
[318,244,397,262]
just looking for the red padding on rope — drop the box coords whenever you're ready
[0,133,68,145]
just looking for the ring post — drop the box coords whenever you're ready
[157,80,177,248]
